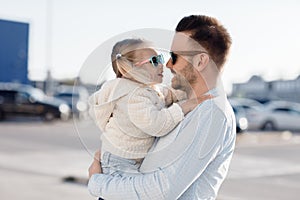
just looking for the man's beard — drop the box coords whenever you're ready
[171,63,197,91]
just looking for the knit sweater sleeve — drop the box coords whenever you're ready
[127,87,184,137]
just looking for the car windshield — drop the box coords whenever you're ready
[28,88,45,101]
[55,93,79,101]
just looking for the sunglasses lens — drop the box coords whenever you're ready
[170,52,177,65]
[151,56,158,66]
[150,54,164,67]
[157,54,164,65]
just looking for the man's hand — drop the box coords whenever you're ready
[88,150,102,179]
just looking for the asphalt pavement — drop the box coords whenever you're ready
[0,119,300,200]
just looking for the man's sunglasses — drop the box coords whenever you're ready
[135,54,164,67]
[169,51,208,65]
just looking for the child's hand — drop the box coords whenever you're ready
[164,88,187,107]
[164,89,175,107]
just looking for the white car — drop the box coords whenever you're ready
[261,101,300,131]
[229,98,266,130]
[231,104,248,133]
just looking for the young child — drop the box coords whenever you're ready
[89,38,200,177]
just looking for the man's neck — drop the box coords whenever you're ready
[186,78,210,99]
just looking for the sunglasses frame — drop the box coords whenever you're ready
[135,54,164,68]
[170,51,208,65]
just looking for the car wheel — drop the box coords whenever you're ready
[44,112,55,121]
[261,121,276,131]
[236,126,243,134]
[0,110,4,120]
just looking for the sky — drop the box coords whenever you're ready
[1,0,300,93]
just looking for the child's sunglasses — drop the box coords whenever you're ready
[135,54,164,67]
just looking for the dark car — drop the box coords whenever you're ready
[0,83,70,121]
[53,85,89,118]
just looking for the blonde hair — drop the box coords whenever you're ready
[111,38,148,78]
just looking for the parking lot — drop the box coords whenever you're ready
[0,119,300,200]
[219,131,300,200]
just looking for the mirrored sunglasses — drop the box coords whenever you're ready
[136,54,164,67]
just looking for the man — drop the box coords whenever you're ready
[88,14,235,200]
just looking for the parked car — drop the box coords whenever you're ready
[229,97,267,130]
[53,85,89,118]
[259,101,300,131]
[0,82,70,121]
[229,102,248,133]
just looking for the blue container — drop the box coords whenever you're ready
[0,19,29,84]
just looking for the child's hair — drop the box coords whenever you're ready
[111,38,147,78]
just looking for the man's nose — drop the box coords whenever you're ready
[166,58,173,69]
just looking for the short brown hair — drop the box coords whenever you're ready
[175,15,232,70]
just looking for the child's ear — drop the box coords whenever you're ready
[193,53,209,72]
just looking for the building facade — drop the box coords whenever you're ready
[231,75,300,103]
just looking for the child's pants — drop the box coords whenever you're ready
[101,151,142,177]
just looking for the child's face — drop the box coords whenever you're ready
[135,49,164,84]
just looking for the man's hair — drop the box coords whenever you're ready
[176,15,232,70]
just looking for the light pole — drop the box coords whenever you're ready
[45,0,53,95]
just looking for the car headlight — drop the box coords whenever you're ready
[239,117,248,130]
[76,101,88,112]
[59,104,70,114]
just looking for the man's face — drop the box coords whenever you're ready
[166,32,200,90]
[168,61,196,90]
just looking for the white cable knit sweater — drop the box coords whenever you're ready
[89,78,184,159]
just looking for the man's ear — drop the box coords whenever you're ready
[193,53,210,72]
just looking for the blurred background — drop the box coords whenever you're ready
[0,0,300,199]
